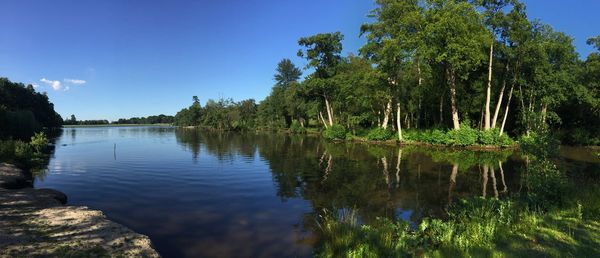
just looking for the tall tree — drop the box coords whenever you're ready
[272,59,303,127]
[475,0,513,130]
[298,32,344,127]
[499,1,530,135]
[360,0,426,132]
[274,59,302,88]
[423,0,489,129]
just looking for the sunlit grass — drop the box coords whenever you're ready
[316,199,600,257]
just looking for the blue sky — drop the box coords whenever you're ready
[1,0,598,121]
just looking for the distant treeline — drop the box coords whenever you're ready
[63,114,174,125]
[114,114,174,124]
[174,97,257,130]
[0,78,63,139]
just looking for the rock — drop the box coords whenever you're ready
[0,162,160,257]
[0,175,160,257]
[0,163,31,189]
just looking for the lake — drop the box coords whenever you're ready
[34,126,599,257]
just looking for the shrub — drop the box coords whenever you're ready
[14,140,33,160]
[289,121,307,134]
[520,131,560,159]
[30,132,49,152]
[479,128,514,147]
[323,124,347,140]
[366,128,394,141]
[524,160,567,210]
[447,126,478,146]
[0,140,16,160]
[428,129,449,145]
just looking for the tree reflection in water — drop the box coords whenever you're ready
[175,129,523,228]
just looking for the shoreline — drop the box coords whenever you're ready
[0,163,160,257]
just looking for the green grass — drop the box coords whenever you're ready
[316,201,600,258]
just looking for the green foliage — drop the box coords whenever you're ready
[316,198,521,257]
[174,97,257,131]
[524,160,567,210]
[519,130,560,159]
[289,121,306,134]
[479,128,514,146]
[297,32,343,79]
[12,141,32,160]
[30,132,49,153]
[113,114,174,125]
[366,128,393,141]
[323,125,347,140]
[447,126,479,146]
[0,78,63,139]
[404,127,516,147]
[0,139,45,169]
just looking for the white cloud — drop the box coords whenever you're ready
[40,78,62,91]
[64,78,86,85]
[31,83,40,89]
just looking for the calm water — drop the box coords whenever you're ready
[34,126,599,257]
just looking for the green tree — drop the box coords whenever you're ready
[423,0,489,129]
[475,0,514,130]
[361,0,427,136]
[298,32,344,128]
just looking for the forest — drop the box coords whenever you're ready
[173,0,599,146]
[0,77,61,169]
[0,77,62,139]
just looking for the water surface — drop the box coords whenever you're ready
[35,126,598,257]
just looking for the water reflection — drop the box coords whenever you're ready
[38,127,539,257]
[174,129,523,224]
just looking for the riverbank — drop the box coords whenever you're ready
[0,163,160,257]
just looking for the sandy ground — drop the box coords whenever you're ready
[0,163,160,257]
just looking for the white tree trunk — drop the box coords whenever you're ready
[492,80,506,129]
[324,96,334,126]
[492,63,509,128]
[499,84,514,136]
[396,103,403,141]
[485,42,494,130]
[446,66,461,130]
[319,111,328,129]
[381,99,392,129]
[541,104,548,125]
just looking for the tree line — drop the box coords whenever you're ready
[0,77,63,139]
[63,114,174,125]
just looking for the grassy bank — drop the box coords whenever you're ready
[317,200,600,257]
[315,131,600,257]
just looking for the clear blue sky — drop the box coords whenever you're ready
[1,0,598,121]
